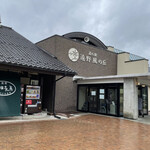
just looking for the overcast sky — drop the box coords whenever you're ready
[1,0,150,62]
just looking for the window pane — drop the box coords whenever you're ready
[99,94,104,99]
[99,89,104,94]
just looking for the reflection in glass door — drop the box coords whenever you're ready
[138,86,148,115]
[107,88,117,115]
[142,87,148,115]
[89,87,97,112]
[77,84,123,117]
[78,86,88,111]
[98,87,117,115]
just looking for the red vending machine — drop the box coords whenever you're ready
[24,85,42,114]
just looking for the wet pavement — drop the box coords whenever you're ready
[0,114,150,150]
[134,115,150,125]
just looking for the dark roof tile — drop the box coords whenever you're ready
[0,26,76,76]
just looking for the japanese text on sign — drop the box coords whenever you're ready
[79,51,106,65]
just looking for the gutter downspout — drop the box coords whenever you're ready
[52,75,66,119]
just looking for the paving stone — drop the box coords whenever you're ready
[0,114,150,150]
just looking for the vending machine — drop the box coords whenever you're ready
[24,85,42,114]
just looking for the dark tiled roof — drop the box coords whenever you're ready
[0,25,76,76]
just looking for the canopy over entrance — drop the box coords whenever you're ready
[73,73,150,86]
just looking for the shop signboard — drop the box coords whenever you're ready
[68,48,107,66]
[0,72,20,117]
[0,81,16,96]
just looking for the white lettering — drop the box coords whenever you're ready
[68,48,107,66]
[98,59,103,64]
[92,57,98,64]
[80,54,85,61]
[103,60,106,65]
[0,81,16,96]
[9,86,13,91]
[86,56,91,62]
[89,51,97,57]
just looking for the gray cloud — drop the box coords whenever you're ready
[0,0,150,62]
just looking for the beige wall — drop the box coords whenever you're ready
[107,47,149,113]
[117,53,148,75]
[107,47,149,75]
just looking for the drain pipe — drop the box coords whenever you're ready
[52,75,66,119]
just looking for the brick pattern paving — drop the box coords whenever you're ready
[0,114,150,150]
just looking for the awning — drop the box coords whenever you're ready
[73,73,150,86]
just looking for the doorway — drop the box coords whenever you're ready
[89,87,97,113]
[41,75,55,113]
[138,86,148,115]
[77,84,123,117]
[106,88,117,115]
[98,87,117,115]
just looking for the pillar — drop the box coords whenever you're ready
[123,78,138,119]
[148,87,150,112]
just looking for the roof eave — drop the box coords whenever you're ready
[0,62,77,77]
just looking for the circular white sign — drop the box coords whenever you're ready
[0,81,16,96]
[68,48,79,62]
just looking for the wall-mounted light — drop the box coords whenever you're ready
[136,82,140,86]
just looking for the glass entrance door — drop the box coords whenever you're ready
[142,87,148,115]
[98,87,118,115]
[138,86,148,115]
[78,84,122,117]
[89,87,97,112]
[98,88,106,114]
[106,88,117,115]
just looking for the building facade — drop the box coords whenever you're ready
[0,25,149,120]
[37,33,117,112]
[37,32,150,119]
[0,25,76,117]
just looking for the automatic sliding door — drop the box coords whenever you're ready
[78,86,88,111]
[89,87,97,113]
[107,88,117,115]
[138,86,148,115]
[78,84,121,116]
[142,87,148,115]
[98,87,117,115]
[98,88,106,114]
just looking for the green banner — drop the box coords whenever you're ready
[0,71,20,117]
